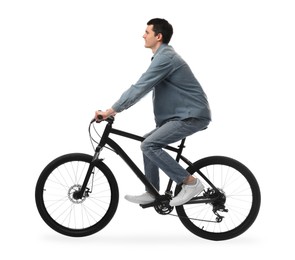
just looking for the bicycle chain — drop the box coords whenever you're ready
[168,213,219,223]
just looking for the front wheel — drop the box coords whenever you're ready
[175,156,261,241]
[35,153,119,237]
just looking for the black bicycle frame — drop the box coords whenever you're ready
[77,118,218,203]
[106,128,191,198]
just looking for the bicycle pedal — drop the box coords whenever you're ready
[140,201,156,208]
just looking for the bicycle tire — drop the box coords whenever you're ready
[35,153,119,237]
[175,156,261,241]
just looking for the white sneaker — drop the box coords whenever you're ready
[170,179,204,206]
[124,192,155,204]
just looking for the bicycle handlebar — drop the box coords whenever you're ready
[91,115,115,124]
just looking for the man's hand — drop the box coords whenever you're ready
[94,108,117,122]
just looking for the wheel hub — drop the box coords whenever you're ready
[211,189,226,208]
[68,185,87,204]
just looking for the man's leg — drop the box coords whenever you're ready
[141,119,209,185]
[125,118,209,205]
[143,153,160,191]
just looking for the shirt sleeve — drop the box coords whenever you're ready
[112,54,173,112]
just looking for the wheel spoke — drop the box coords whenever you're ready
[43,161,112,229]
[176,156,260,240]
[36,154,118,236]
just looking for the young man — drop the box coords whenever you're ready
[95,18,211,206]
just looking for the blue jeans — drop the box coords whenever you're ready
[141,118,210,191]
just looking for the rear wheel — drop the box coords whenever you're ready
[35,153,119,237]
[175,156,261,240]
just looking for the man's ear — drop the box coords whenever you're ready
[156,33,163,42]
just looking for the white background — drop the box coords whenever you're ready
[1,0,294,259]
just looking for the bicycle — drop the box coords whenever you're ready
[35,116,261,241]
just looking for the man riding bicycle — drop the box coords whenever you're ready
[95,18,211,206]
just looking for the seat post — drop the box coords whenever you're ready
[176,138,186,163]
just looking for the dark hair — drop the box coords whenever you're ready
[147,18,173,44]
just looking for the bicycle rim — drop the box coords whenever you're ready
[35,153,119,237]
[176,156,260,240]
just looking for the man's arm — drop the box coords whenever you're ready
[95,52,172,120]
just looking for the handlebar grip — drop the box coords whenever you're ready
[90,115,103,124]
[91,114,114,124]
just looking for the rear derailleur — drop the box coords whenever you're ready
[203,188,228,223]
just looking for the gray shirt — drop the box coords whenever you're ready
[112,44,211,126]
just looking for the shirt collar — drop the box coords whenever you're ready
[151,43,168,60]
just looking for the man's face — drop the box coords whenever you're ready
[143,25,160,49]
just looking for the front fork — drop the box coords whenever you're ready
[75,147,102,200]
